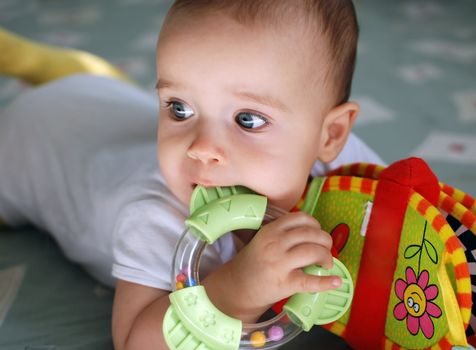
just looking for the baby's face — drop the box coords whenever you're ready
[156,11,331,211]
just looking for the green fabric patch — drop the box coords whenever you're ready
[314,190,372,325]
[385,206,447,348]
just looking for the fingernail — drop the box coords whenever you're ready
[332,277,342,288]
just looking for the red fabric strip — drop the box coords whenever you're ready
[361,178,374,194]
[340,176,352,191]
[345,158,439,349]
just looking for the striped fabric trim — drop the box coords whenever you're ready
[440,183,476,215]
[442,201,476,338]
[327,162,386,179]
[436,189,476,334]
[439,192,476,234]
[323,175,377,195]
[409,192,472,329]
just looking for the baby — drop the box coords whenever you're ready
[0,0,383,349]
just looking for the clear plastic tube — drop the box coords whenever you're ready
[171,204,303,349]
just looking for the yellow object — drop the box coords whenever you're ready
[250,331,266,348]
[0,27,132,85]
[439,252,468,346]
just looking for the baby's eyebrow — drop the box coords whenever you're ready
[155,80,289,112]
[155,79,180,90]
[233,90,290,113]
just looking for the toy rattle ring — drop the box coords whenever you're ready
[163,185,354,350]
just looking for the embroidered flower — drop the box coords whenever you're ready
[393,267,442,339]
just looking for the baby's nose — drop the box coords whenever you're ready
[186,135,226,165]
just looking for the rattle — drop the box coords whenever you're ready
[162,184,354,350]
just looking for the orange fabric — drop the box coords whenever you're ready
[446,235,461,253]
[432,214,447,232]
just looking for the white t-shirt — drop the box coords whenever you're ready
[0,75,383,289]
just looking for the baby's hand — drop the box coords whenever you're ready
[230,212,341,313]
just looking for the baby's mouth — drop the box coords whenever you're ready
[191,179,216,188]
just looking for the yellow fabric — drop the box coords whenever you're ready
[0,27,132,85]
[439,252,468,346]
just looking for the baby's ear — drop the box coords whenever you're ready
[317,101,359,163]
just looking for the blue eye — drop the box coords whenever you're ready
[235,112,268,130]
[168,101,194,120]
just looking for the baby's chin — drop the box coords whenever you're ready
[266,194,300,212]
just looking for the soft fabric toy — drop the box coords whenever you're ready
[0,27,131,85]
[310,157,476,349]
[162,157,476,350]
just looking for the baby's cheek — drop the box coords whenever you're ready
[261,181,303,211]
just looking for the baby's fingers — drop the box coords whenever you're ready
[294,273,342,294]
[287,243,334,270]
[280,226,333,251]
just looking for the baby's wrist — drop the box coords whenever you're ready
[201,261,267,323]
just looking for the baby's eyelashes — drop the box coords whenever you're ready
[235,111,268,130]
[165,100,194,120]
[161,99,271,132]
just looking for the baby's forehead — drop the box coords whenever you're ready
[162,5,331,64]
[167,3,323,36]
[158,3,337,110]
[160,10,330,78]
[163,0,358,107]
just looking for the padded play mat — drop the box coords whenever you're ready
[0,0,475,349]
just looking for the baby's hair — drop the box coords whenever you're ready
[166,0,359,107]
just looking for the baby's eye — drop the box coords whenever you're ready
[167,101,194,120]
[235,112,268,130]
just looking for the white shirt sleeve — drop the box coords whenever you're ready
[311,133,385,177]
[112,199,183,290]
[112,197,235,290]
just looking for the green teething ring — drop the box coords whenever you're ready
[163,185,354,350]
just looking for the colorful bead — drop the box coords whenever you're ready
[186,278,197,287]
[176,273,186,283]
[268,326,284,341]
[175,281,184,290]
[250,331,266,348]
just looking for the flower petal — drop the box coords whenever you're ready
[407,315,419,335]
[420,312,435,339]
[395,279,407,300]
[418,270,429,289]
[424,285,439,301]
[394,302,408,320]
[406,267,417,284]
[426,302,442,318]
